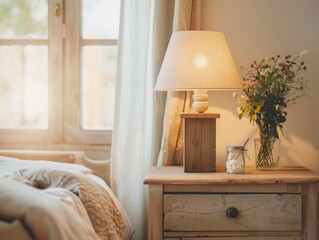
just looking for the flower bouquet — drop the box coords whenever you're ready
[234,50,309,170]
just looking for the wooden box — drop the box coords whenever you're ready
[181,113,220,172]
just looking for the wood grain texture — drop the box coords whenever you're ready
[144,166,319,185]
[164,231,301,238]
[147,185,163,240]
[302,182,318,240]
[164,194,301,232]
[184,118,216,172]
[164,183,301,193]
[180,237,301,240]
[144,166,319,239]
[180,112,220,119]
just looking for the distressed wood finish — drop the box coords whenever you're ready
[302,182,319,239]
[180,113,221,119]
[164,183,301,193]
[144,166,319,185]
[147,185,163,240]
[164,231,301,238]
[180,237,301,240]
[164,194,301,231]
[181,113,220,172]
[144,166,319,239]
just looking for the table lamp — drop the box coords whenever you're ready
[155,31,242,172]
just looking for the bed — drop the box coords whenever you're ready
[0,152,133,240]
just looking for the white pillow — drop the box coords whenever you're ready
[0,156,92,178]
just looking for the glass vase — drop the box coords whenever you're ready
[254,138,280,170]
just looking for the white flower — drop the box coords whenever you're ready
[237,107,242,114]
[226,159,244,174]
[276,65,282,70]
[299,49,310,58]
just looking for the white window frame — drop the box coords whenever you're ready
[64,0,115,144]
[0,0,117,148]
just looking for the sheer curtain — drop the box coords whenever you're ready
[158,0,201,166]
[111,0,201,238]
[110,0,174,239]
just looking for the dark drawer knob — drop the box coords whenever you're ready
[226,207,239,218]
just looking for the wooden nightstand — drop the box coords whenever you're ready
[143,166,319,240]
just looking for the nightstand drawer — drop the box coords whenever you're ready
[179,237,301,240]
[164,193,301,232]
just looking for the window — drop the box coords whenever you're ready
[0,0,121,147]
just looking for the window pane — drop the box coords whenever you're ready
[0,0,48,39]
[81,46,117,130]
[82,0,120,39]
[0,46,48,128]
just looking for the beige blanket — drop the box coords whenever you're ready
[0,157,132,240]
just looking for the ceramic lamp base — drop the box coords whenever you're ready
[192,89,208,113]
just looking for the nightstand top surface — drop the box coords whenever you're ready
[180,112,220,118]
[144,166,319,185]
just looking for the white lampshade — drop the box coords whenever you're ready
[155,31,242,112]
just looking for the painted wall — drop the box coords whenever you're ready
[201,0,319,172]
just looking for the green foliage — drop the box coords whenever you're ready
[234,50,310,140]
[0,0,47,37]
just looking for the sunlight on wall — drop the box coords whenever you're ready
[201,0,319,173]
